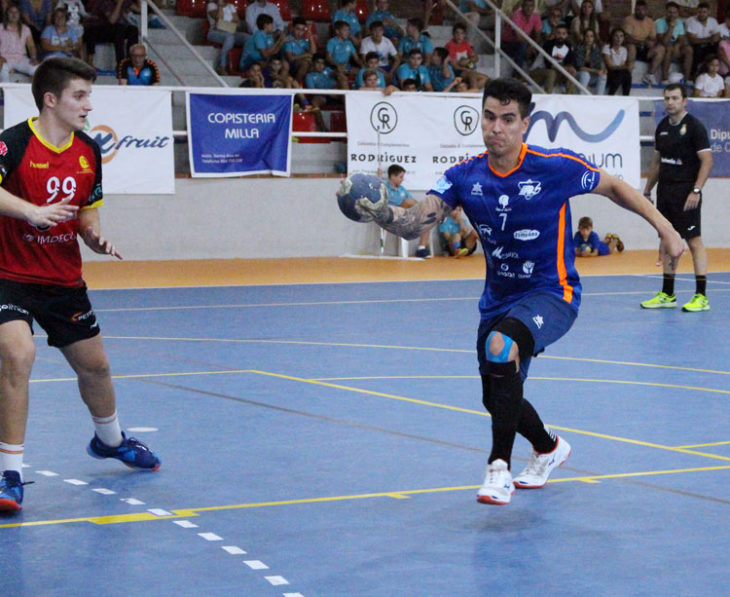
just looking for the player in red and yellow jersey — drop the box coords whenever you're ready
[0,57,160,513]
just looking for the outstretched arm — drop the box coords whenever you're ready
[0,186,78,227]
[594,169,684,268]
[359,192,451,240]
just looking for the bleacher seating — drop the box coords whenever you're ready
[300,0,331,22]
[272,0,292,21]
[354,0,368,23]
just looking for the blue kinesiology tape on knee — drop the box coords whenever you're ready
[486,331,514,363]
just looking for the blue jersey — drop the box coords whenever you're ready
[241,30,275,70]
[284,36,311,57]
[326,36,357,66]
[429,144,600,318]
[385,181,413,206]
[332,9,361,36]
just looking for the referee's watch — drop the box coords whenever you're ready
[693,187,702,194]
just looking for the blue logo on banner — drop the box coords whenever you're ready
[527,107,624,142]
[188,93,292,176]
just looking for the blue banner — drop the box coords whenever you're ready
[187,93,292,177]
[653,99,730,176]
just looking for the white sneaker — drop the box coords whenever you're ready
[476,459,514,505]
[513,434,571,489]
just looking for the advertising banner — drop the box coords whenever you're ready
[2,85,175,194]
[346,93,640,190]
[654,99,730,177]
[187,92,292,177]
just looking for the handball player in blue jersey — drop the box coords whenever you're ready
[349,78,684,506]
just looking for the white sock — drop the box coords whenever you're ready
[0,442,24,481]
[92,411,123,448]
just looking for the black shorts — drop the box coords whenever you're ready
[0,279,101,348]
[657,182,701,240]
[635,43,650,62]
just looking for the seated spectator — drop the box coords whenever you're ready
[542,6,565,42]
[207,0,248,75]
[385,165,431,258]
[573,28,606,94]
[543,0,569,21]
[569,0,599,44]
[574,216,623,256]
[84,0,139,67]
[445,24,489,89]
[718,13,730,76]
[439,206,478,257]
[449,76,481,92]
[305,52,348,97]
[693,54,725,96]
[686,2,720,78]
[355,51,387,87]
[20,0,51,47]
[366,0,403,42]
[674,0,699,19]
[458,0,495,51]
[428,47,456,91]
[395,48,433,90]
[284,16,316,83]
[398,17,433,65]
[332,0,361,45]
[569,0,606,26]
[240,61,265,86]
[359,66,398,93]
[55,0,85,60]
[423,0,445,27]
[239,13,284,73]
[501,0,542,70]
[245,0,284,36]
[264,56,297,87]
[41,6,80,58]
[360,20,398,72]
[529,23,576,93]
[655,1,693,84]
[117,42,159,84]
[400,77,419,91]
[603,27,632,95]
[326,20,361,75]
[0,4,38,81]
[622,0,664,85]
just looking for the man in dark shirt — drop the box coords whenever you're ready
[85,0,140,67]
[528,24,576,93]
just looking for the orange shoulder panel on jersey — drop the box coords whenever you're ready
[488,143,528,178]
[526,147,601,173]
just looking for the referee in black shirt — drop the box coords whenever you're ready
[641,82,713,312]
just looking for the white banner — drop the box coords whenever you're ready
[346,92,640,191]
[2,85,174,194]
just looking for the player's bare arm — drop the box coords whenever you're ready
[684,150,713,211]
[643,150,660,199]
[0,186,78,227]
[594,169,685,267]
[79,207,123,260]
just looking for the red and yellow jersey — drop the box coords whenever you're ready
[0,118,103,286]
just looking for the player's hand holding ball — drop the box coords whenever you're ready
[336,173,388,223]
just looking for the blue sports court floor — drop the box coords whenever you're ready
[1,269,729,596]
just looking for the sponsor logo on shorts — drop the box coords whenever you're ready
[0,303,29,315]
[71,309,96,323]
[533,314,544,328]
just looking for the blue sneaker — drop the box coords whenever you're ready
[87,432,161,471]
[0,470,23,512]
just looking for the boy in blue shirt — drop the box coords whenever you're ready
[573,216,624,256]
[398,17,434,64]
[332,0,362,43]
[366,0,403,42]
[396,48,433,90]
[284,16,317,84]
[428,47,456,91]
[385,165,432,257]
[326,20,362,76]
[355,51,388,88]
[240,13,285,73]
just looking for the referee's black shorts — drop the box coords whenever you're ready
[0,279,101,348]
[657,181,702,240]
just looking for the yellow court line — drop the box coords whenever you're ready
[676,441,730,449]
[2,464,729,530]
[249,369,730,463]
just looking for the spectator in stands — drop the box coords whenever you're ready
[55,0,86,60]
[400,77,418,90]
[385,165,432,258]
[458,0,495,51]
[239,13,284,73]
[326,20,361,77]
[573,27,606,93]
[395,47,433,90]
[424,0,445,28]
[603,27,632,95]
[445,23,489,88]
[674,0,699,19]
[20,0,51,47]
[263,56,297,87]
[569,0,606,26]
[501,0,542,70]
[355,50,387,87]
[569,0,599,44]
[366,0,403,42]
[85,0,139,68]
[359,66,398,93]
[655,1,693,84]
[686,2,720,79]
[622,0,663,85]
[543,0,569,21]
[240,60,265,86]
[542,6,565,42]
[284,16,316,84]
[398,17,433,65]
[117,42,159,84]
[528,23,576,93]
[718,13,730,76]
[693,54,725,96]
[360,20,398,72]
[439,206,478,257]
[305,53,348,107]
[428,47,456,91]
[40,6,80,58]
[0,4,38,81]
[245,0,284,36]
[332,0,362,45]
[207,0,248,75]
[449,76,481,91]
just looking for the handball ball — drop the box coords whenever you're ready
[336,173,387,223]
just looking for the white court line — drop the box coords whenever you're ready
[222,546,247,555]
[244,560,270,570]
[198,532,223,541]
[173,520,198,528]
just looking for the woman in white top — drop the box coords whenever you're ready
[603,27,631,95]
[207,0,248,74]
[693,54,726,97]
[0,4,38,82]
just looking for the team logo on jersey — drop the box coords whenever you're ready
[0,141,7,156]
[517,179,541,200]
[30,161,49,169]
[79,155,90,170]
[478,224,492,239]
[433,176,452,194]
[497,195,510,211]
[471,182,483,196]
[513,229,540,241]
[581,170,598,191]
[492,246,519,259]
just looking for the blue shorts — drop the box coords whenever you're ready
[476,292,577,380]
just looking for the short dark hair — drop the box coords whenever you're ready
[292,16,306,27]
[434,47,449,60]
[364,51,379,61]
[697,1,709,8]
[452,23,466,34]
[407,48,423,57]
[482,77,532,118]
[407,17,424,30]
[32,57,96,111]
[578,216,593,228]
[664,82,687,97]
[635,0,647,6]
[334,19,350,31]
[666,1,679,8]
[388,164,405,177]
[256,13,273,29]
[369,20,384,31]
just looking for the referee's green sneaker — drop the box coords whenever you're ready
[682,293,710,312]
[640,291,677,309]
